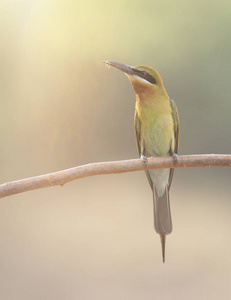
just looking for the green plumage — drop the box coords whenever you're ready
[104,61,180,262]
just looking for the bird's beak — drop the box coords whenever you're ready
[103,60,137,75]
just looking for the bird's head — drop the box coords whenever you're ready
[103,61,168,99]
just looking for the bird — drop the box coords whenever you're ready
[104,61,179,262]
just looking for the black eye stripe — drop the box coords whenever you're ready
[143,73,156,84]
[134,70,156,84]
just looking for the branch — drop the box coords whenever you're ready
[0,154,230,199]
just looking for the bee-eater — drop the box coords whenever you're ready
[104,61,179,262]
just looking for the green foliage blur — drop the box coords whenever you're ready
[0,1,231,299]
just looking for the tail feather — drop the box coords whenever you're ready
[153,186,172,262]
[160,234,166,263]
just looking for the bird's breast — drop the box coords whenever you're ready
[137,98,175,157]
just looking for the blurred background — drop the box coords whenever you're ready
[0,0,231,299]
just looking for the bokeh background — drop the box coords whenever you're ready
[0,1,231,299]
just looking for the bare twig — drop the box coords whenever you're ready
[0,154,230,199]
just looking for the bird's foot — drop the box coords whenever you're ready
[141,154,148,165]
[173,153,178,165]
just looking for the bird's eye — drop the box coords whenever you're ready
[141,71,147,76]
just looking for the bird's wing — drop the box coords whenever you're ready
[134,110,141,157]
[135,110,154,189]
[168,99,180,188]
[170,99,180,155]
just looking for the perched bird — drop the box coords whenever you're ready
[104,61,179,262]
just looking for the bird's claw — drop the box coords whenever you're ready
[141,154,148,165]
[173,153,178,165]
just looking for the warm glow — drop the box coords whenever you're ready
[0,0,231,299]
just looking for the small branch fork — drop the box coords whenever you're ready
[0,154,230,199]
